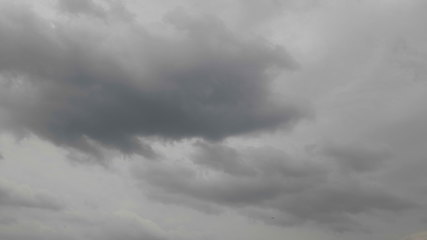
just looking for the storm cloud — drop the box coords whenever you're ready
[0,1,304,160]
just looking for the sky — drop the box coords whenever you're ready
[0,0,426,239]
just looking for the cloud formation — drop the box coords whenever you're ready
[58,0,105,18]
[0,179,64,211]
[1,0,427,239]
[0,210,170,240]
[134,142,414,231]
[0,1,304,161]
[404,232,427,240]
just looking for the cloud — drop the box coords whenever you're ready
[57,0,106,18]
[0,210,170,240]
[0,1,305,161]
[134,142,415,231]
[0,179,64,211]
[96,211,169,240]
[2,0,426,239]
[403,232,427,240]
[191,141,256,176]
[57,0,133,21]
[321,142,390,172]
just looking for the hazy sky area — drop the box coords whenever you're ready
[0,0,427,239]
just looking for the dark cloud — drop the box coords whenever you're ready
[0,2,304,161]
[134,142,415,231]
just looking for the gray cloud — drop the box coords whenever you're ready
[57,0,133,21]
[1,1,427,240]
[403,232,427,240]
[236,0,285,28]
[134,142,415,231]
[322,142,389,172]
[0,211,169,240]
[58,0,106,18]
[191,141,256,176]
[0,1,304,161]
[0,179,64,211]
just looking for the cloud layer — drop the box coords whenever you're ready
[1,0,427,239]
[0,179,64,211]
[0,1,304,160]
[134,142,414,231]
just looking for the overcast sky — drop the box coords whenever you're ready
[0,0,426,239]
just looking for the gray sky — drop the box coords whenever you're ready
[0,0,426,239]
